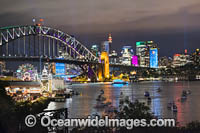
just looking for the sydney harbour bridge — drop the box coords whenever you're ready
[0,25,149,81]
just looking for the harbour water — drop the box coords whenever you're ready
[46,81,200,126]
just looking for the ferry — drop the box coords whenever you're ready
[144,91,150,97]
[112,79,128,85]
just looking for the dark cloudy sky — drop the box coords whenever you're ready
[1,0,200,57]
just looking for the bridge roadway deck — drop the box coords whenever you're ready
[0,56,150,70]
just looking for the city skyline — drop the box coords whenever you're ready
[1,0,200,56]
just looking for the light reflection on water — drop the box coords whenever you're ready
[46,81,200,126]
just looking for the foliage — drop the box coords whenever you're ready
[0,85,50,133]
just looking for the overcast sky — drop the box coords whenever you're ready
[1,0,200,56]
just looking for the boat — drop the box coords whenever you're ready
[105,101,112,106]
[94,102,107,109]
[186,90,191,95]
[112,79,128,85]
[167,101,174,109]
[50,94,66,102]
[167,102,172,109]
[64,88,73,94]
[171,104,178,112]
[147,97,151,103]
[105,105,117,113]
[157,87,162,92]
[119,92,125,104]
[144,91,150,97]
[96,94,106,102]
[100,89,104,94]
[181,90,187,100]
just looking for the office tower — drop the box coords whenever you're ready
[121,46,134,65]
[136,41,158,67]
[101,41,109,54]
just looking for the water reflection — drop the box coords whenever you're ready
[46,81,200,126]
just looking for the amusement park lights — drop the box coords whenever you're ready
[16,63,38,81]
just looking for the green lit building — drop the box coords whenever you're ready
[136,41,158,67]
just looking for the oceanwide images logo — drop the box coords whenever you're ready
[25,115,176,129]
[25,115,37,127]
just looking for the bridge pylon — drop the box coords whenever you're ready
[98,52,110,81]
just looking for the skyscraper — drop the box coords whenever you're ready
[132,56,138,67]
[136,41,158,67]
[101,41,109,54]
[121,46,134,65]
[108,33,112,54]
[150,48,158,68]
[91,44,100,57]
[136,41,147,67]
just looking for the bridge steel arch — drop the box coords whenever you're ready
[0,25,98,62]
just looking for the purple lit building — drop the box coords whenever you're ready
[132,56,138,67]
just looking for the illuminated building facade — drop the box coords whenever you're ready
[0,61,5,75]
[55,63,66,75]
[121,46,134,65]
[91,44,100,57]
[150,48,158,68]
[188,49,200,66]
[136,41,158,67]
[132,56,138,67]
[159,56,173,68]
[108,33,112,53]
[109,50,118,64]
[172,54,190,67]
[101,41,109,54]
[136,41,147,67]
[192,49,200,65]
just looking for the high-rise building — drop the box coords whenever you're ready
[109,50,118,64]
[190,49,200,66]
[108,33,112,53]
[108,33,112,43]
[136,41,158,67]
[121,46,134,65]
[136,41,147,67]
[101,41,109,54]
[150,48,158,68]
[91,44,100,57]
[132,56,138,67]
[159,56,172,68]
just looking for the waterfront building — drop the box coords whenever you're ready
[41,67,49,80]
[0,61,5,75]
[41,67,53,92]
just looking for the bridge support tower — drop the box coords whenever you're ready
[98,52,109,81]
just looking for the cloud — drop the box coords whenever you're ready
[1,0,200,27]
[1,0,200,56]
